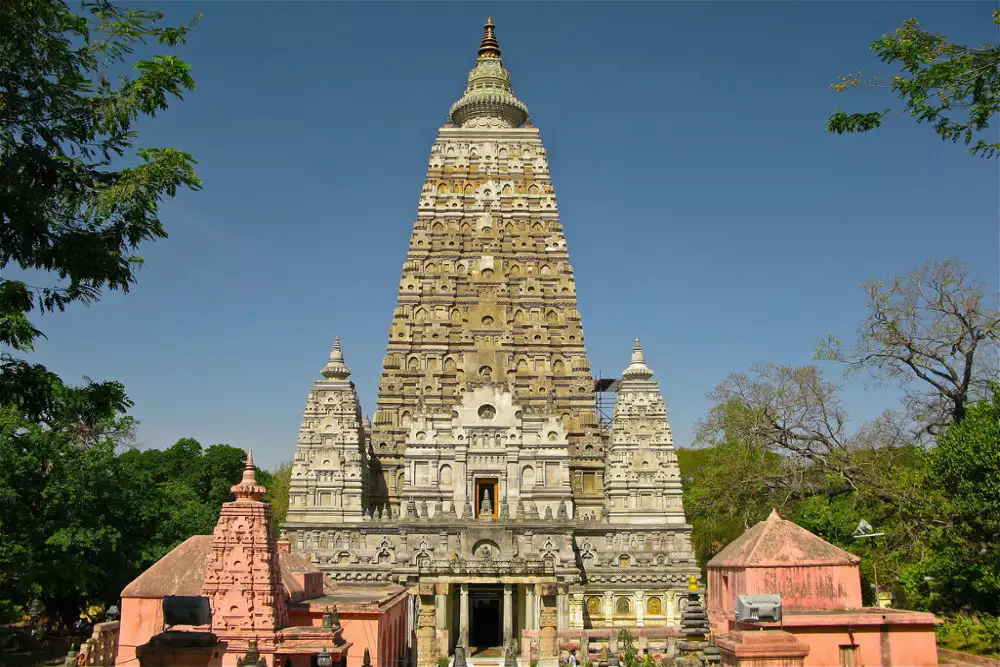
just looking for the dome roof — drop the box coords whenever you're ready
[449,18,529,129]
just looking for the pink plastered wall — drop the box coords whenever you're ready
[117,598,164,666]
[791,622,938,667]
[708,564,862,634]
[339,598,407,667]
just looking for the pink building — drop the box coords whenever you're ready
[117,453,408,667]
[708,510,938,667]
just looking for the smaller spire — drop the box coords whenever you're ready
[478,16,501,59]
[768,508,782,521]
[622,337,654,380]
[231,448,267,501]
[321,336,351,380]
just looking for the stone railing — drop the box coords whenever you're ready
[418,558,554,576]
[77,621,119,666]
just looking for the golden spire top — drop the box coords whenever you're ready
[478,16,501,59]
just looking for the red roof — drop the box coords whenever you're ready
[707,509,861,568]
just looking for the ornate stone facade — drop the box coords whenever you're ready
[283,18,698,664]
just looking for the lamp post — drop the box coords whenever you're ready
[854,519,887,606]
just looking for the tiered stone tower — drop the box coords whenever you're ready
[365,16,604,520]
[606,339,687,525]
[283,19,698,664]
[289,337,368,522]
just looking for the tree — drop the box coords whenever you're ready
[902,384,1000,615]
[616,628,640,667]
[0,385,158,628]
[827,12,1000,158]
[1,0,201,358]
[264,461,292,534]
[693,365,931,595]
[818,259,1000,435]
[699,363,918,503]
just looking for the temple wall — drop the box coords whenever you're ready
[790,623,938,667]
[116,599,164,666]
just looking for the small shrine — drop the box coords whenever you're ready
[707,510,939,667]
[117,452,407,667]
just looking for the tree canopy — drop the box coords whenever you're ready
[827,12,1000,157]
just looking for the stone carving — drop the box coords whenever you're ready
[278,17,701,652]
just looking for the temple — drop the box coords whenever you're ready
[282,18,698,666]
[116,452,408,667]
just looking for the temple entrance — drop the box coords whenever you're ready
[469,585,503,654]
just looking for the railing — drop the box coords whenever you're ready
[418,558,554,576]
[77,621,119,666]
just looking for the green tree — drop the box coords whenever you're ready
[0,387,156,628]
[903,385,1000,615]
[264,461,292,534]
[1,0,201,358]
[827,12,1000,158]
[616,628,640,667]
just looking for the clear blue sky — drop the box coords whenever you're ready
[28,2,999,470]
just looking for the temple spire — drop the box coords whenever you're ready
[231,448,267,501]
[449,18,528,128]
[478,17,501,59]
[622,337,654,380]
[321,336,351,380]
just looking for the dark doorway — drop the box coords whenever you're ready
[470,586,502,652]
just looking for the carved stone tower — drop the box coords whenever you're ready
[287,337,367,522]
[605,339,687,525]
[282,20,699,658]
[365,17,602,517]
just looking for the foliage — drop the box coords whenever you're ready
[0,385,156,628]
[617,628,639,667]
[0,0,201,625]
[263,461,292,535]
[935,614,1000,658]
[686,259,1000,629]
[0,0,201,357]
[818,259,1000,435]
[900,385,1000,615]
[827,13,1000,158]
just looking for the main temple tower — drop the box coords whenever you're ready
[284,19,698,665]
[365,17,605,520]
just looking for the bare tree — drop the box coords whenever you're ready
[698,363,916,504]
[817,259,999,435]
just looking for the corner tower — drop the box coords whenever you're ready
[367,18,603,516]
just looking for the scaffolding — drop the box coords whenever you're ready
[594,376,621,434]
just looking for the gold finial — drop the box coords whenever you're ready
[688,575,700,591]
[479,17,501,59]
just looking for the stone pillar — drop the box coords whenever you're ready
[604,591,614,626]
[503,584,513,649]
[435,583,449,658]
[538,584,558,667]
[635,592,644,628]
[556,584,568,630]
[665,590,678,627]
[459,583,470,647]
[526,585,537,630]
[417,584,437,667]
[569,587,584,628]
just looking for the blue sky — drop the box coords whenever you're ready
[27,2,999,469]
